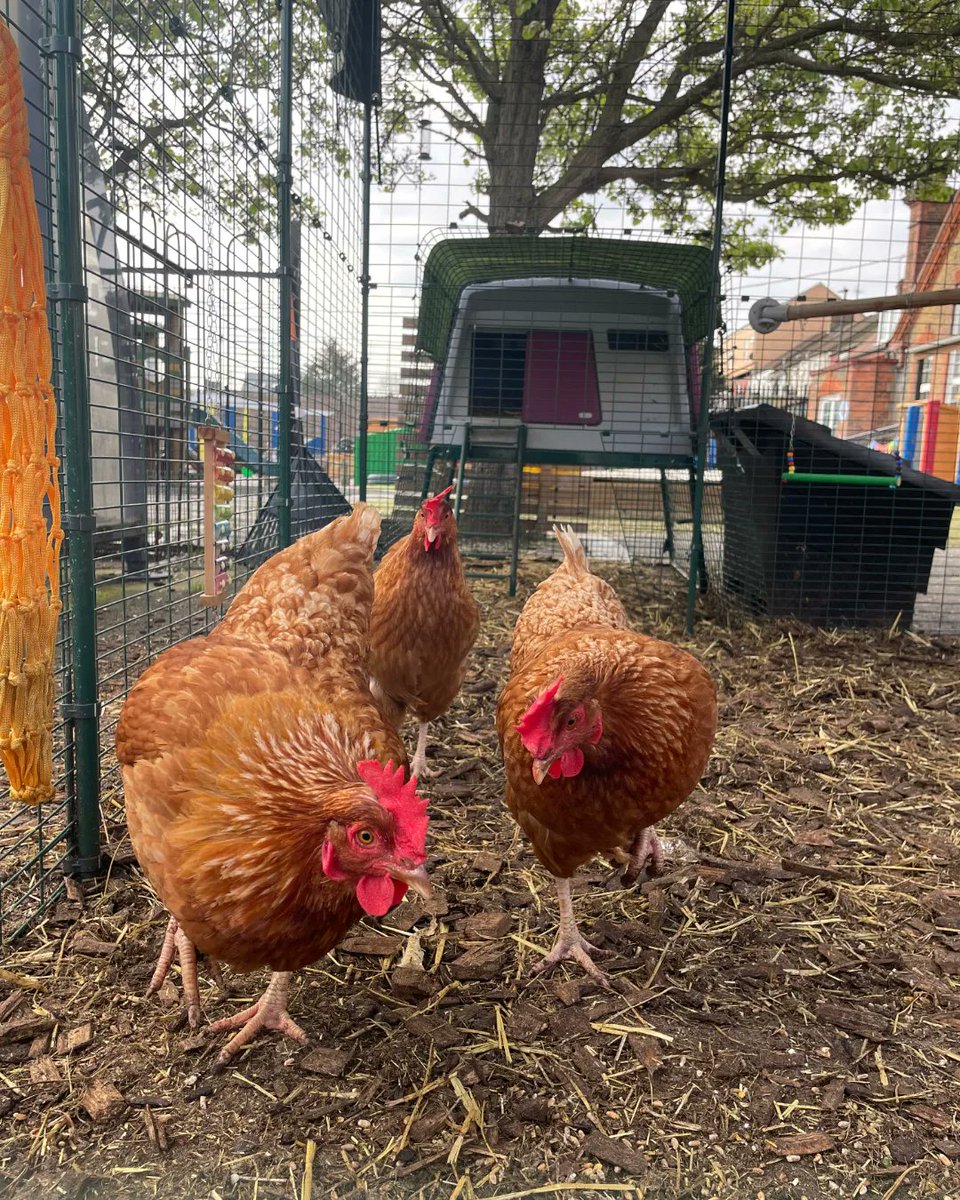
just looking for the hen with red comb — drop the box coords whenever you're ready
[119,504,435,1068]
[369,485,480,779]
[497,525,716,985]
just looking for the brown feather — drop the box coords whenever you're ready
[511,525,628,673]
[368,505,480,725]
[118,503,411,975]
[498,530,717,878]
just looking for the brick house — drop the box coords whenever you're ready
[725,283,840,395]
[808,315,899,443]
[888,193,960,479]
[889,194,960,406]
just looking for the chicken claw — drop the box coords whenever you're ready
[532,877,611,988]
[621,826,664,886]
[207,971,308,1066]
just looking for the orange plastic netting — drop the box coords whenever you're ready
[0,21,64,804]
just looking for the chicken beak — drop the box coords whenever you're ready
[531,758,554,786]
[424,525,441,550]
[389,863,433,900]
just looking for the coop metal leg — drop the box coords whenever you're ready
[659,469,675,564]
[453,429,469,522]
[508,427,526,597]
[687,465,709,595]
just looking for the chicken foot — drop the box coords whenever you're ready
[147,916,224,1030]
[409,721,437,779]
[620,826,664,886]
[207,971,308,1066]
[532,876,611,988]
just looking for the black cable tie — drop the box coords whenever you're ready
[48,282,89,303]
[39,35,81,58]
[61,513,97,532]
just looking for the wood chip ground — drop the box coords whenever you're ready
[0,558,957,1199]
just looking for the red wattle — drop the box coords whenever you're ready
[548,759,563,779]
[356,874,397,916]
[392,880,408,906]
[560,747,585,777]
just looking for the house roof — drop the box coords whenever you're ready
[415,236,717,361]
[889,190,960,348]
[774,315,882,375]
[725,284,839,379]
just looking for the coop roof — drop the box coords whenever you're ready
[416,236,716,360]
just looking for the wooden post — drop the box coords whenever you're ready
[750,285,960,334]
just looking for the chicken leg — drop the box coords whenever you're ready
[532,876,610,987]
[147,916,224,1029]
[620,826,664,886]
[147,916,202,1029]
[207,971,308,1066]
[409,721,437,779]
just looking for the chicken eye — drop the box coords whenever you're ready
[565,715,577,728]
[356,829,375,846]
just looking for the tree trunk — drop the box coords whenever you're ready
[484,8,558,233]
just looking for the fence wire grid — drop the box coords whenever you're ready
[1,0,367,941]
[3,0,960,942]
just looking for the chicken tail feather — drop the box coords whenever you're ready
[553,524,588,577]
[345,502,383,563]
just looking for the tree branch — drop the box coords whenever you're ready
[103,90,224,182]
[759,49,960,96]
[588,161,944,206]
[415,0,501,98]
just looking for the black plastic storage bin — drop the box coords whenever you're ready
[710,404,960,627]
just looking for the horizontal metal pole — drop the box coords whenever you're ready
[782,472,900,488]
[94,268,281,281]
[751,285,960,334]
[191,270,283,279]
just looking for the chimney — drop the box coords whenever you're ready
[900,196,951,292]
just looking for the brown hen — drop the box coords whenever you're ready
[496,527,716,985]
[117,505,431,1063]
[368,486,480,777]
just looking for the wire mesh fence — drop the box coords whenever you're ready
[366,11,960,634]
[3,0,960,945]
[0,0,368,942]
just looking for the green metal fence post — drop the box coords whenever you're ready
[357,100,373,503]
[276,0,294,547]
[685,0,737,636]
[46,0,103,875]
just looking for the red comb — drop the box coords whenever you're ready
[423,485,454,517]
[357,759,429,861]
[516,676,563,754]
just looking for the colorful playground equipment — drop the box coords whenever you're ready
[899,400,960,484]
[199,425,235,605]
